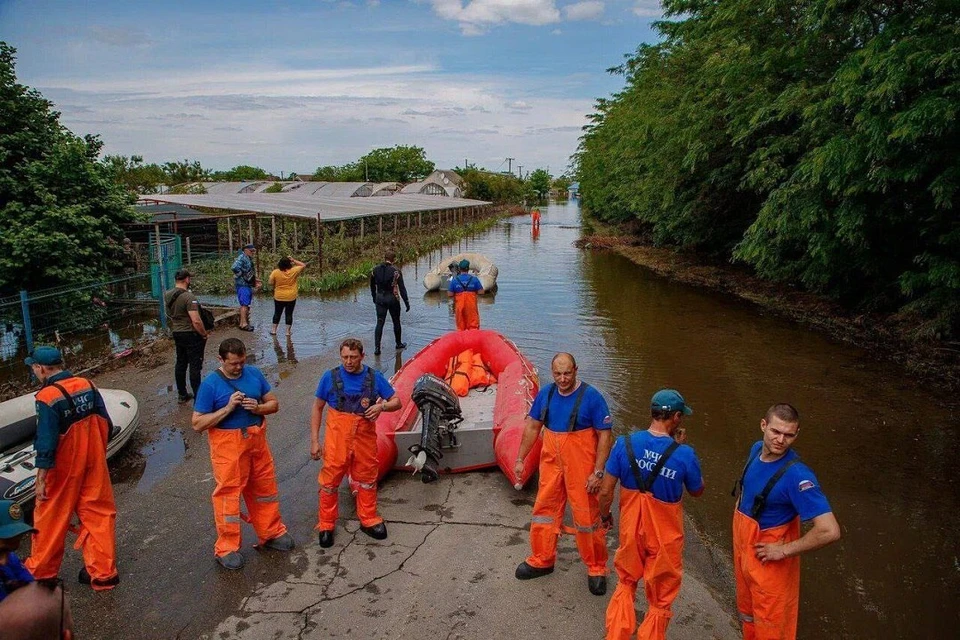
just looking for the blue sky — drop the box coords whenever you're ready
[0,0,662,177]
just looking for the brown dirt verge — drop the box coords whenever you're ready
[575,234,960,392]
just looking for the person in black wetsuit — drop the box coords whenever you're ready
[369,250,410,356]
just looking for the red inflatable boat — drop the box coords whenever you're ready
[372,330,541,488]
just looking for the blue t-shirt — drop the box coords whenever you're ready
[449,274,482,294]
[315,365,396,406]
[737,441,832,529]
[195,366,271,429]
[528,382,612,433]
[605,431,704,503]
[0,551,34,603]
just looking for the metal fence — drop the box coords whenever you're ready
[0,233,182,394]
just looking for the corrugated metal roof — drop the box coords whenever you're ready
[137,193,491,221]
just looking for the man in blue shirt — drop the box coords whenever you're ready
[599,389,704,640]
[311,338,401,548]
[733,403,840,640]
[231,244,259,331]
[192,338,294,570]
[448,259,484,330]
[0,500,35,603]
[513,352,613,595]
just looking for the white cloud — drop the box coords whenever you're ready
[428,0,561,34]
[551,28,563,35]
[632,1,662,18]
[39,64,591,173]
[564,1,604,21]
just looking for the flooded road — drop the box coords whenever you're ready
[198,200,958,639]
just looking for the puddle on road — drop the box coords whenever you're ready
[135,427,187,493]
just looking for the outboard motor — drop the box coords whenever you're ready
[406,373,462,483]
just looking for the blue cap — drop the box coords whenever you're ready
[458,259,470,269]
[243,244,256,250]
[0,500,37,539]
[24,346,63,367]
[651,389,693,415]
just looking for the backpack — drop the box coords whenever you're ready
[167,289,215,331]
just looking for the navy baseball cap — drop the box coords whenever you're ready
[24,346,63,367]
[0,500,37,539]
[243,244,256,250]
[651,389,693,415]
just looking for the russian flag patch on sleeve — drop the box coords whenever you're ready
[798,480,815,492]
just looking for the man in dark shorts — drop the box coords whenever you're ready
[164,269,209,404]
[369,250,410,356]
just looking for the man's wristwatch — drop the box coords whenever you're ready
[593,470,604,479]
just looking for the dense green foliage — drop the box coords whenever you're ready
[209,164,271,181]
[575,1,960,337]
[313,145,435,183]
[527,168,552,198]
[456,168,526,204]
[0,43,139,295]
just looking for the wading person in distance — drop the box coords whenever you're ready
[370,250,410,356]
[231,243,259,331]
[23,347,120,591]
[733,404,840,640]
[447,259,483,331]
[268,255,306,337]
[599,389,704,640]
[513,352,613,595]
[191,338,294,570]
[164,269,209,404]
[311,338,401,548]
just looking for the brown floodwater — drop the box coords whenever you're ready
[89,200,960,637]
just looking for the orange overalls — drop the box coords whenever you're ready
[207,420,287,557]
[452,275,480,331]
[527,384,607,577]
[733,457,802,640]
[317,367,383,532]
[606,439,684,640]
[26,376,118,590]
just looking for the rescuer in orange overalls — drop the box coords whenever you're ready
[311,338,402,548]
[513,353,613,595]
[447,259,483,330]
[24,346,119,590]
[598,389,705,640]
[733,404,840,640]
[531,208,541,228]
[192,338,295,571]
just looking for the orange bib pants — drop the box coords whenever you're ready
[27,379,118,590]
[317,408,382,531]
[454,291,480,330]
[207,422,287,557]
[606,489,684,640]
[527,429,607,576]
[733,510,801,640]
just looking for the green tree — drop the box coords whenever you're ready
[102,154,166,194]
[574,0,960,336]
[209,164,271,181]
[0,42,139,294]
[313,163,362,181]
[358,145,435,183]
[163,158,208,185]
[527,168,552,199]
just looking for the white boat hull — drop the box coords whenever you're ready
[0,388,140,506]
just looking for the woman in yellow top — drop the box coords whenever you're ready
[269,256,306,336]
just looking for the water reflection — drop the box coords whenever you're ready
[271,334,297,364]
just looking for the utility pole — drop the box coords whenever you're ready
[517,165,523,179]
[506,157,514,174]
